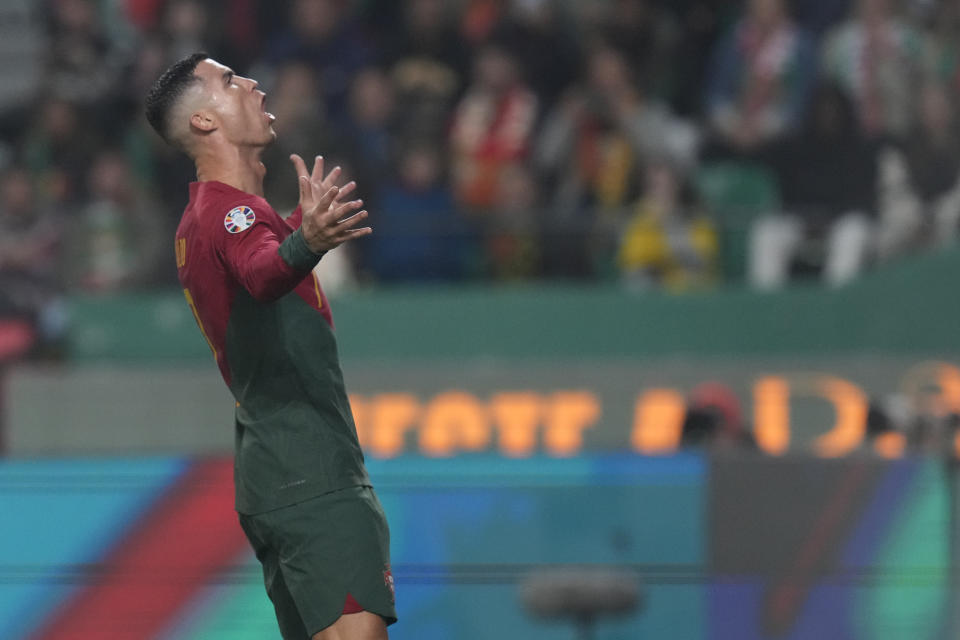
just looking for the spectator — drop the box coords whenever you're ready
[903,381,960,456]
[596,0,680,102]
[0,166,66,352]
[155,0,212,64]
[262,0,373,121]
[116,1,223,131]
[792,0,854,37]
[539,41,698,208]
[385,0,466,142]
[43,0,130,113]
[0,1,46,125]
[338,67,398,207]
[485,164,542,280]
[680,382,753,451]
[821,0,925,140]
[262,62,346,214]
[460,0,508,46]
[0,0,954,297]
[122,111,197,220]
[535,41,697,274]
[260,61,360,293]
[449,42,538,210]
[748,83,879,289]
[496,0,582,106]
[864,398,905,457]
[385,0,469,83]
[666,0,738,117]
[63,149,166,292]
[21,97,98,206]
[705,0,816,158]
[365,141,473,283]
[876,82,960,257]
[921,0,960,100]
[129,0,259,75]
[617,160,718,291]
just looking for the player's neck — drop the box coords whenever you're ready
[194,143,267,197]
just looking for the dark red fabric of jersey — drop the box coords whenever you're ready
[175,181,331,386]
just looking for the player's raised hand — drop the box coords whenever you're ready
[298,177,371,253]
[290,154,356,213]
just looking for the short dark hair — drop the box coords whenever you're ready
[144,52,209,144]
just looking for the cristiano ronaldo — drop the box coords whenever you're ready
[145,53,396,640]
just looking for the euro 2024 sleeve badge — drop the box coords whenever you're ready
[224,206,256,233]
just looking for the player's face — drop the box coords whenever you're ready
[194,58,276,147]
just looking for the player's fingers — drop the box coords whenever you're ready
[298,176,311,203]
[310,176,325,202]
[339,226,373,241]
[320,165,342,191]
[290,154,309,179]
[335,209,368,228]
[328,199,363,223]
[311,155,324,183]
[334,181,356,202]
[312,185,340,214]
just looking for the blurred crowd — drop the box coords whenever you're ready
[3,0,960,353]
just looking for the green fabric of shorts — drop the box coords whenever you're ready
[239,485,398,638]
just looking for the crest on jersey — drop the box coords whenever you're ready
[384,565,395,602]
[224,206,256,233]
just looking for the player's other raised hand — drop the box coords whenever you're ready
[291,156,373,253]
[290,154,356,213]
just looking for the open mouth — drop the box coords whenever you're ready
[261,94,275,122]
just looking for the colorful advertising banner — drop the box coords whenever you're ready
[9,357,960,458]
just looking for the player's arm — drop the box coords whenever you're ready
[224,189,367,302]
[287,154,356,230]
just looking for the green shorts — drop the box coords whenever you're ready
[238,485,398,639]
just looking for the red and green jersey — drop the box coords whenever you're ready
[176,180,368,514]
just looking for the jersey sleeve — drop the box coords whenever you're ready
[285,205,303,230]
[220,208,323,302]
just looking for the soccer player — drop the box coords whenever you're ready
[144,53,396,640]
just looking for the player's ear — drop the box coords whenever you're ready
[190,110,217,133]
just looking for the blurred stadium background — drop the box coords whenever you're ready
[2,0,960,638]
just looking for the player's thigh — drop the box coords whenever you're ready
[312,611,388,640]
[264,487,397,633]
[239,513,311,640]
[268,562,313,640]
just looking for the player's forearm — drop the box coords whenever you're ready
[237,229,323,302]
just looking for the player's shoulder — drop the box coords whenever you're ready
[190,181,280,236]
